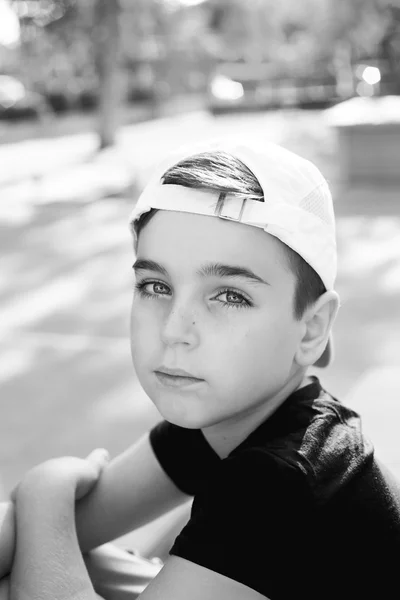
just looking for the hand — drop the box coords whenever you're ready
[11,448,110,503]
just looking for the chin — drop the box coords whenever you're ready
[150,396,211,430]
[167,416,204,429]
[157,405,208,429]
[140,376,223,429]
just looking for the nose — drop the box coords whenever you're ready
[160,300,199,347]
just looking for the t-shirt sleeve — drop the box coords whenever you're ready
[149,420,219,496]
[169,449,315,598]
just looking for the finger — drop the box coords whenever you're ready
[86,448,110,470]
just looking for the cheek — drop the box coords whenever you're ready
[130,302,159,357]
[131,296,160,330]
[205,322,262,378]
[210,315,297,383]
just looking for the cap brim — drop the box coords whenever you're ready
[313,335,333,368]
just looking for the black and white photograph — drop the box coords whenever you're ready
[1,1,400,598]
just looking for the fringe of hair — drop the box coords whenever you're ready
[162,151,264,202]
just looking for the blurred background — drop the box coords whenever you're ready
[1,0,400,513]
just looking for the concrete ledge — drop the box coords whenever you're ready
[325,96,400,185]
[335,123,400,185]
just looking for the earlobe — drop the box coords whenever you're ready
[295,291,340,367]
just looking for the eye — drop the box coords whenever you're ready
[134,280,171,298]
[214,289,253,308]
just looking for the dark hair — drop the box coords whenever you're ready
[136,151,326,319]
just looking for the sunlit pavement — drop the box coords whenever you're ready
[1,108,400,499]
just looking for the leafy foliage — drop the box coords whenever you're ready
[4,0,400,110]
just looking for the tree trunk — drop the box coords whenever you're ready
[95,0,121,149]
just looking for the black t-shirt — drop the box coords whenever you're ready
[149,378,400,599]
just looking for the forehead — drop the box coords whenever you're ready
[136,209,293,285]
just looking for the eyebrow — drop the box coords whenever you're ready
[132,259,270,286]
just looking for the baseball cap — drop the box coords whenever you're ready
[129,137,336,368]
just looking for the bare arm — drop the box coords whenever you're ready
[75,431,190,552]
[0,431,190,580]
[9,458,267,600]
[10,464,99,600]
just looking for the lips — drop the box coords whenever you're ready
[154,366,204,388]
[156,366,203,380]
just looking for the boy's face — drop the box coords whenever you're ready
[130,207,305,431]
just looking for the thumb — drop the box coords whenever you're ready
[86,448,110,471]
[75,449,110,500]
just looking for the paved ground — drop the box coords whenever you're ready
[1,108,400,507]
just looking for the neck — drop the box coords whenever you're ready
[201,371,312,459]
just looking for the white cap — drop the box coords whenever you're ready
[129,137,336,368]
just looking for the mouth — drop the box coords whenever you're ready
[154,367,204,389]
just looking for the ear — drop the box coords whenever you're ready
[295,291,340,368]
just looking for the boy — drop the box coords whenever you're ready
[2,138,400,600]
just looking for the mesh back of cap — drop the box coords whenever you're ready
[298,181,334,227]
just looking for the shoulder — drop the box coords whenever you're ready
[294,388,374,501]
[245,381,375,503]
